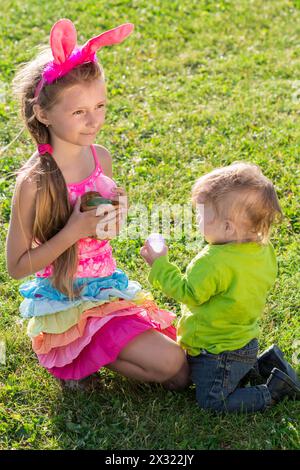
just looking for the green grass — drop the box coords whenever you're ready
[0,0,299,450]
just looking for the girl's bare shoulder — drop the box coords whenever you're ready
[94,144,112,177]
[15,151,39,190]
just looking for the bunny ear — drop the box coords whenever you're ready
[81,23,134,60]
[50,19,77,64]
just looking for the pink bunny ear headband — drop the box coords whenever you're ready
[34,19,134,99]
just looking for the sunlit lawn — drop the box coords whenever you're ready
[0,0,299,449]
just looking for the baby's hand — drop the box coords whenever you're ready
[140,240,168,266]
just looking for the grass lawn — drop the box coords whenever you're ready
[0,0,299,450]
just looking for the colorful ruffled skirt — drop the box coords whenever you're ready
[19,269,176,380]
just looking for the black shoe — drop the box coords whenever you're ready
[239,366,265,387]
[266,368,300,403]
[257,344,300,386]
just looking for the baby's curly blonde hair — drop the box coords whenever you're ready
[192,162,283,243]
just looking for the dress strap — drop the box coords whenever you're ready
[90,145,103,174]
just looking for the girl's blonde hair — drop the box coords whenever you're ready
[192,162,283,243]
[12,46,104,299]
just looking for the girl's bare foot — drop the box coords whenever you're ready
[58,374,100,391]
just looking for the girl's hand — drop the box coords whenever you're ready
[110,186,129,210]
[140,240,168,266]
[96,186,128,239]
[93,186,128,239]
[65,196,117,240]
[95,201,127,239]
[111,186,126,198]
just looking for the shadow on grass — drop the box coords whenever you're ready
[48,370,198,450]
[47,369,300,450]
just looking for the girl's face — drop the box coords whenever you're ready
[45,78,106,146]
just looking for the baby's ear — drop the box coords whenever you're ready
[50,18,77,64]
[225,219,236,236]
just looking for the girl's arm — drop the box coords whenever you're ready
[5,176,78,279]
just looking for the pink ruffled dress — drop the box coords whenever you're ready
[20,145,176,380]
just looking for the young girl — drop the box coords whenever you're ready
[5,19,189,390]
[141,162,300,412]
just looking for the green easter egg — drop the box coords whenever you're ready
[86,197,113,206]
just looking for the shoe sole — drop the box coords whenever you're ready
[257,344,283,362]
[270,368,300,400]
[258,345,300,385]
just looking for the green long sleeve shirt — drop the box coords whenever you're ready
[149,242,277,355]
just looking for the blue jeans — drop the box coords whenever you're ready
[188,338,272,413]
